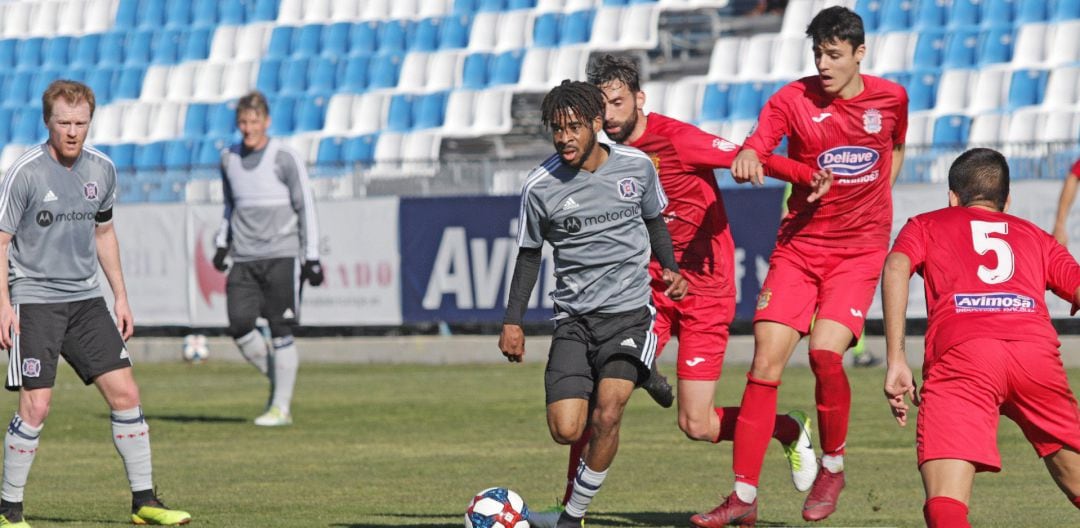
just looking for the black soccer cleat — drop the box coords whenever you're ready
[643,363,674,408]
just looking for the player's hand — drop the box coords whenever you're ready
[731,150,765,186]
[212,247,229,272]
[806,169,833,203]
[301,260,325,287]
[662,268,688,301]
[498,324,525,363]
[884,361,919,427]
[0,303,18,350]
[114,297,134,341]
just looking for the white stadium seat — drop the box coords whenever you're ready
[56,0,85,36]
[302,0,333,23]
[1011,23,1048,68]
[467,13,499,52]
[351,93,389,135]
[330,0,361,22]
[589,7,622,49]
[934,69,973,114]
[82,0,113,34]
[209,26,238,63]
[707,37,742,81]
[390,0,420,20]
[148,102,184,141]
[166,63,198,101]
[221,60,256,99]
[29,0,59,37]
[663,77,702,123]
[235,24,271,62]
[619,5,659,50]
[1042,66,1079,109]
[495,11,530,52]
[322,94,354,135]
[120,103,153,143]
[426,51,461,92]
[278,0,305,24]
[469,88,512,136]
[966,67,1009,114]
[3,2,32,38]
[738,34,774,81]
[140,66,170,102]
[1046,20,1080,67]
[968,113,1007,145]
[442,90,475,134]
[398,52,430,92]
[640,80,667,115]
[91,104,123,144]
[905,111,934,147]
[192,63,226,102]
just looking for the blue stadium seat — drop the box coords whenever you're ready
[164,140,194,169]
[323,23,351,58]
[453,0,478,14]
[11,108,45,144]
[69,35,97,69]
[184,104,210,138]
[490,50,523,85]
[602,0,629,6]
[1015,0,1049,22]
[164,1,191,29]
[135,142,165,171]
[0,107,12,143]
[34,68,63,99]
[350,22,380,55]
[386,94,414,132]
[343,134,378,163]
[308,57,339,94]
[294,25,323,58]
[477,0,507,12]
[461,53,490,89]
[878,0,912,31]
[113,65,145,100]
[932,114,970,147]
[367,53,403,89]
[980,0,1014,26]
[15,38,43,71]
[881,71,910,88]
[1007,68,1048,108]
[65,65,88,84]
[137,0,166,31]
[0,40,16,70]
[729,82,765,120]
[978,25,1013,65]
[913,0,947,28]
[192,0,218,28]
[97,32,125,67]
[507,0,537,9]
[912,28,946,67]
[195,138,225,166]
[42,37,71,68]
[414,92,448,130]
[267,26,295,59]
[533,13,560,48]
[412,18,441,52]
[279,57,310,95]
[379,20,411,53]
[268,96,297,135]
[339,53,371,92]
[316,137,345,165]
[250,0,280,22]
[294,96,328,132]
[256,57,282,94]
[949,0,981,27]
[110,144,137,171]
[905,69,938,111]
[942,26,980,68]
[124,30,153,66]
[1055,0,1080,20]
[219,0,247,25]
[699,83,731,122]
[207,103,238,139]
[559,10,593,46]
[113,0,139,30]
[90,143,111,159]
[3,72,31,108]
[152,28,184,65]
[182,27,213,61]
[854,0,881,32]
[85,67,114,105]
[440,15,472,50]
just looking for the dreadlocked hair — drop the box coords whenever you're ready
[541,80,605,130]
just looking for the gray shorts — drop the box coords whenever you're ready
[544,305,657,405]
[6,297,130,391]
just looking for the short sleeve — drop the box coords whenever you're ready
[890,216,927,275]
[639,158,667,220]
[892,86,909,145]
[0,170,28,235]
[1071,158,1080,179]
[516,185,547,249]
[99,162,117,211]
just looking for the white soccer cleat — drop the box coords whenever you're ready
[782,410,819,492]
[254,406,292,427]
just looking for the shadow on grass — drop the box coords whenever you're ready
[28,516,128,525]
[144,414,247,424]
[332,511,797,528]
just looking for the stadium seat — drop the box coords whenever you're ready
[854,0,881,33]
[309,56,340,94]
[114,65,146,100]
[222,61,255,99]
[980,0,1014,26]
[770,36,809,79]
[400,131,441,175]
[0,106,11,143]
[728,82,764,120]
[120,103,152,143]
[1043,66,1079,109]
[294,25,324,58]
[905,110,933,146]
[184,103,210,139]
[414,91,448,129]
[1046,20,1080,66]
[251,0,281,21]
[207,102,239,139]
[165,1,192,29]
[110,0,138,31]
[192,63,226,101]
[278,0,304,23]
[905,69,938,111]
[412,18,441,52]
[343,134,378,164]
[368,52,404,89]
[931,114,971,147]
[195,138,226,166]
[1054,0,1080,20]
[478,0,508,11]
[109,143,136,171]
[339,53,371,92]
[55,0,85,36]
[370,132,404,175]
[726,119,755,144]
[397,52,430,91]
[267,26,295,60]
[349,21,380,55]
[469,88,511,135]
[454,0,479,13]
[1040,110,1080,143]
[698,82,730,122]
[191,0,218,28]
[89,104,122,143]
[135,141,165,171]
[967,67,1008,113]
[208,26,239,63]
[559,10,593,46]
[442,90,474,132]
[1,2,31,39]
[1006,68,1047,109]
[166,62,197,101]
[942,26,979,68]
[0,40,16,71]
[737,34,773,81]
[467,12,499,51]
[295,95,329,132]
[934,69,972,113]
[183,27,214,61]
[303,0,333,23]
[379,20,411,53]
[516,48,550,91]
[322,94,353,135]
[911,28,946,68]
[140,66,169,101]
[490,50,523,85]
[495,11,530,52]
[219,0,248,25]
[509,0,539,9]
[462,52,491,89]
[316,136,345,165]
[532,13,561,47]
[967,112,1007,145]
[1011,22,1047,67]
[256,57,282,94]
[780,0,817,36]
[361,0,392,21]
[351,93,388,134]
[124,30,153,67]
[152,28,184,65]
[236,25,270,62]
[85,67,114,105]
[279,57,310,95]
[1015,0,1049,23]
[137,0,167,31]
[873,32,912,74]
[707,37,742,81]
[14,37,42,71]
[878,0,912,32]
[663,78,701,123]
[977,25,1012,65]
[420,0,452,18]
[41,36,70,69]
[268,96,297,135]
[619,4,658,49]
[549,46,587,85]
[589,7,621,49]
[1003,107,1039,146]
[391,0,422,19]
[439,14,472,49]
[948,0,981,27]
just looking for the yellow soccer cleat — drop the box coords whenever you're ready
[0,512,30,527]
[131,502,191,526]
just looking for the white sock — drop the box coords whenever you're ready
[270,336,298,414]
[564,462,606,518]
[734,481,757,503]
[111,407,153,492]
[822,454,844,473]
[1,415,41,503]
[235,330,270,376]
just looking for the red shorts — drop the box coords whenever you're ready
[753,238,887,339]
[917,339,1080,472]
[651,280,733,382]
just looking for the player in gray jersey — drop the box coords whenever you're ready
[0,81,190,526]
[499,81,687,528]
[212,91,323,427]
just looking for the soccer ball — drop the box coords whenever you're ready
[465,487,530,528]
[182,334,209,363]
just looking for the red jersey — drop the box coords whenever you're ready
[1071,158,1080,178]
[744,74,908,248]
[891,206,1080,368]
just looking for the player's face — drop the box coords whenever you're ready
[46,98,91,166]
[813,39,866,97]
[237,109,271,150]
[551,110,600,169]
[599,80,645,144]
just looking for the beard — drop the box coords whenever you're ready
[605,110,639,143]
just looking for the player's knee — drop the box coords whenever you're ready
[19,399,51,427]
[549,422,584,445]
[227,320,258,339]
[749,354,785,381]
[809,349,844,377]
[268,321,295,340]
[678,412,713,441]
[590,403,625,435]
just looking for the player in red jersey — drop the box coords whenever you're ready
[883,148,1080,527]
[1051,158,1080,245]
[691,6,909,526]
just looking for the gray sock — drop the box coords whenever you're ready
[2,415,41,503]
[235,329,270,376]
[270,336,298,414]
[111,407,152,492]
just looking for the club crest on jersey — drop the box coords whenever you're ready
[21,358,40,378]
[649,154,661,171]
[83,182,99,201]
[617,178,639,200]
[712,138,737,152]
[954,293,1036,313]
[863,108,882,134]
[756,288,772,310]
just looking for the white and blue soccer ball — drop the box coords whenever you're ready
[182,334,210,363]
[465,487,530,528]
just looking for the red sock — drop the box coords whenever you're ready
[562,430,591,505]
[924,496,969,528]
[732,375,780,486]
[1072,496,1080,510]
[809,349,850,456]
[714,407,799,444]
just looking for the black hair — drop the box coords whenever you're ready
[806,6,865,50]
[540,80,605,130]
[586,54,641,93]
[948,148,1010,211]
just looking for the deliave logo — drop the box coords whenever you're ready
[816,146,879,177]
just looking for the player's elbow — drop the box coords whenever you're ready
[883,252,910,279]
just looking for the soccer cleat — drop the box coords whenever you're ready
[802,467,845,522]
[642,364,674,408]
[530,505,584,528]
[254,405,292,426]
[555,511,584,528]
[782,410,819,492]
[690,492,757,527]
[0,513,30,527]
[131,500,191,526]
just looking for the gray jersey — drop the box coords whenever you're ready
[0,144,117,304]
[215,138,319,262]
[517,144,667,315]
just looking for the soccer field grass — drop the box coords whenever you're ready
[9,359,1079,527]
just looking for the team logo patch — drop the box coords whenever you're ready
[83,182,99,201]
[712,138,737,152]
[862,108,882,134]
[564,217,581,233]
[953,293,1036,313]
[616,178,639,200]
[35,211,53,227]
[21,358,40,378]
[817,146,879,177]
[649,154,661,171]
[756,288,772,310]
